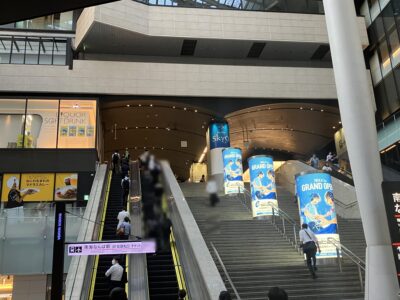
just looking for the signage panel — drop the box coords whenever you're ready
[20,173,55,202]
[55,173,78,201]
[209,123,230,150]
[248,155,278,217]
[67,241,156,256]
[382,181,400,287]
[295,172,340,258]
[223,148,244,194]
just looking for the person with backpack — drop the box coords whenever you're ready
[299,223,321,279]
[112,150,120,174]
[121,175,130,207]
[116,217,131,240]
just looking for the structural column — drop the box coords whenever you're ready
[322,1,398,299]
[206,122,230,190]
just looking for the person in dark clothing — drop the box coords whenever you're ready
[109,287,127,300]
[178,289,186,300]
[121,160,130,178]
[267,287,289,300]
[219,291,232,300]
[112,150,120,174]
[121,175,130,207]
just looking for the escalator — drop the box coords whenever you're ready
[92,173,126,299]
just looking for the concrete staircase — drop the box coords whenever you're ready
[181,184,364,300]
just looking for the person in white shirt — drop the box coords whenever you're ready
[206,179,219,206]
[117,209,130,228]
[322,163,332,172]
[299,223,321,279]
[105,256,124,291]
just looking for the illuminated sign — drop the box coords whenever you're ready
[222,147,244,194]
[209,123,230,149]
[295,172,341,258]
[382,181,400,286]
[67,241,156,256]
[248,155,278,217]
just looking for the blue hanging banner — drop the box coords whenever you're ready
[248,155,278,217]
[209,123,230,150]
[295,172,341,258]
[222,148,244,194]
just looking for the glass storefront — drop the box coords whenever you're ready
[0,12,73,31]
[0,99,97,149]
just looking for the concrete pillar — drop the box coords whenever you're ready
[322,1,399,298]
[206,122,230,190]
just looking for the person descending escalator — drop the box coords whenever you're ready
[121,175,130,207]
[112,150,121,174]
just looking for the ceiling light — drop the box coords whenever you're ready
[135,126,139,129]
[166,127,170,131]
[268,107,271,110]
[172,106,176,109]
[73,104,80,109]
[126,104,130,107]
[125,126,128,130]
[150,104,153,107]
[194,109,198,113]
[161,147,164,150]
[198,146,208,163]
[310,108,314,111]
[156,126,159,129]
[339,121,342,124]
[152,147,155,149]
[332,126,336,129]
[184,107,187,111]
[300,107,303,110]
[320,109,324,112]
[146,126,149,129]
[202,125,205,129]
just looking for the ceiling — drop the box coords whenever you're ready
[101,99,216,179]
[226,102,341,160]
[101,99,341,179]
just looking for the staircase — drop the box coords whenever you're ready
[93,173,126,300]
[182,184,364,300]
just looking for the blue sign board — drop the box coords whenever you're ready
[222,148,244,194]
[295,172,341,258]
[248,156,278,217]
[209,123,230,150]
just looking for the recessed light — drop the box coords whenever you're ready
[156,126,159,129]
[332,126,336,129]
[161,147,164,150]
[138,104,142,107]
[184,107,187,111]
[125,126,128,130]
[268,107,271,110]
[310,108,314,111]
[300,107,303,110]
[146,126,149,129]
[150,104,153,107]
[135,126,139,129]
[126,104,130,107]
[194,109,198,113]
[339,121,342,124]
[202,125,205,129]
[152,147,155,149]
[172,106,176,109]
[320,109,324,112]
[166,128,170,131]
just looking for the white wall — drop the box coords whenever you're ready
[0,60,340,99]
[76,0,369,47]
[12,275,47,300]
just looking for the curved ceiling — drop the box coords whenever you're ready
[226,103,341,160]
[101,99,216,179]
[102,100,341,179]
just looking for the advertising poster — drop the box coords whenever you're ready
[86,125,94,137]
[20,173,55,202]
[78,126,86,137]
[222,148,244,194]
[60,126,68,136]
[68,125,77,136]
[295,172,341,258]
[209,123,230,150]
[1,174,21,202]
[55,173,78,201]
[248,156,278,217]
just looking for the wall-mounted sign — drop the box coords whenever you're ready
[20,173,55,202]
[209,123,230,150]
[382,181,400,286]
[248,155,278,217]
[295,172,340,258]
[222,147,244,194]
[55,173,78,201]
[67,241,156,256]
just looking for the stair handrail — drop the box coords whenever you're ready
[210,242,242,300]
[327,237,365,291]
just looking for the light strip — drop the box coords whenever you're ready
[382,47,400,68]
[198,146,208,163]
[381,144,397,154]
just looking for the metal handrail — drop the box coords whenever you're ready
[327,237,365,291]
[210,242,241,300]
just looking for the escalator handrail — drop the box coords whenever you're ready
[88,170,113,300]
[170,229,189,299]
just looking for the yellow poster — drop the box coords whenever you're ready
[20,173,55,202]
[55,173,78,201]
[1,174,21,202]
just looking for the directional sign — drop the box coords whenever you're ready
[382,181,400,287]
[67,240,156,256]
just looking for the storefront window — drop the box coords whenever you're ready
[26,100,59,148]
[58,100,96,148]
[0,99,26,148]
[0,98,96,149]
